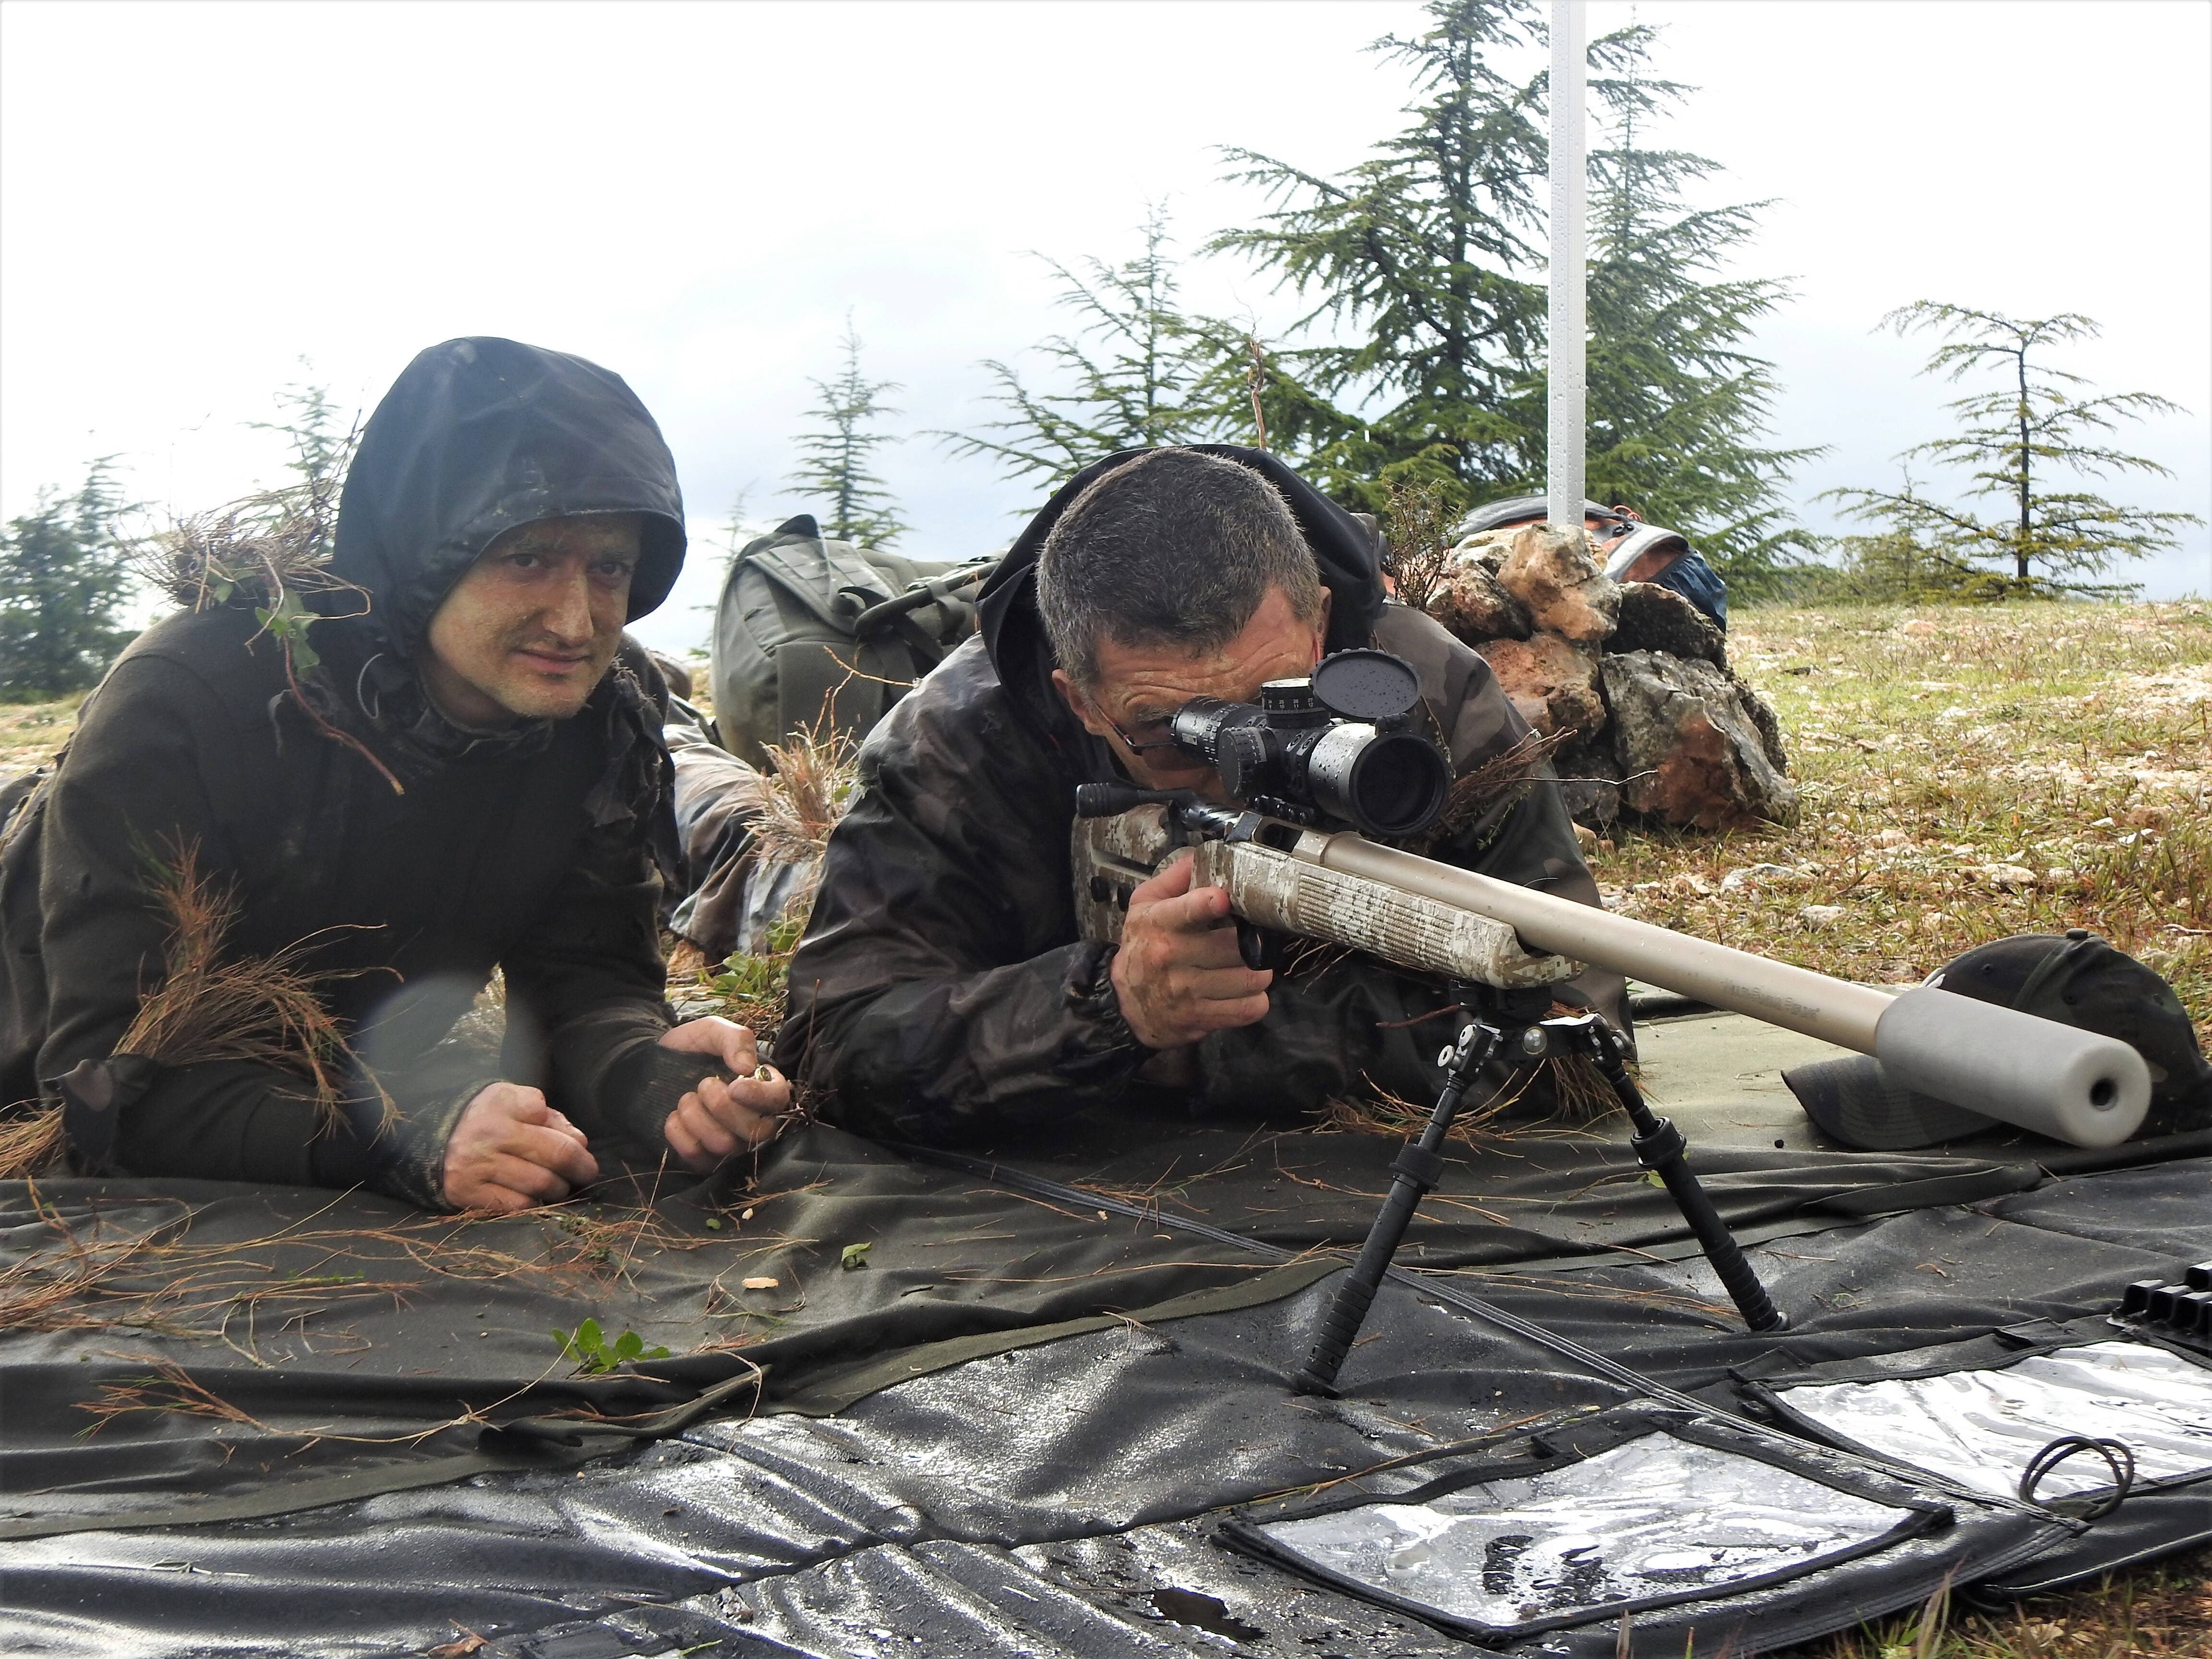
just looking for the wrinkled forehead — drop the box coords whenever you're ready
[1093,589,1325,720]
[481,512,645,558]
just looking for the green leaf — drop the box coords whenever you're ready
[287,636,321,672]
[643,1345,671,1360]
[703,1217,723,1231]
[840,1242,873,1271]
[577,1317,604,1351]
[551,1325,577,1358]
[614,1330,643,1359]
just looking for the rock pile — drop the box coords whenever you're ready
[1426,523,1797,832]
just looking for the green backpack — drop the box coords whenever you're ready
[707,514,994,769]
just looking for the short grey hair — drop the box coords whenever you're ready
[1036,449,1323,689]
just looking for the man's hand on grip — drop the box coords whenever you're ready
[1111,852,1272,1050]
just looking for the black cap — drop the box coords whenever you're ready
[1787,931,2211,1149]
[1460,494,1620,539]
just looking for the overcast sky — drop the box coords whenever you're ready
[4,0,2206,655]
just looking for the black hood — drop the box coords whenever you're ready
[331,337,686,658]
[976,446,1385,739]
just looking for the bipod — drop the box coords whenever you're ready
[1292,983,1512,1396]
[1563,1012,1788,1334]
[1293,996,1785,1397]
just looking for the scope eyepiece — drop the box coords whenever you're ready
[1160,651,1449,838]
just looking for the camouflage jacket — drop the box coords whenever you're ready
[781,448,1626,1144]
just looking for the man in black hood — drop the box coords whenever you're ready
[0,337,792,1210]
[781,446,1626,1142]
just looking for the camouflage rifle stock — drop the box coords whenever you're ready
[1072,790,2151,1151]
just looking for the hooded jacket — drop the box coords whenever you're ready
[779,446,1627,1142]
[0,337,688,1205]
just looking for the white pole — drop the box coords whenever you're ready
[1547,0,1587,533]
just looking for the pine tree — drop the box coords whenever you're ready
[938,208,1218,493]
[1576,25,1823,586]
[0,459,138,700]
[789,319,907,548]
[1824,304,2200,593]
[1207,0,1551,516]
[249,368,354,558]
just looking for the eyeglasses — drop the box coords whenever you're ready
[1088,697,1189,757]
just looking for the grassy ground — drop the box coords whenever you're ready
[1782,1550,2212,1659]
[0,692,84,775]
[1687,602,2211,1659]
[1595,601,2210,1053]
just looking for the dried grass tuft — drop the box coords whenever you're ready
[1422,728,1572,850]
[120,844,376,1129]
[750,724,859,870]
[1321,1075,1509,1147]
[0,1108,66,1180]
[124,469,354,615]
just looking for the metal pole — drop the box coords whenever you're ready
[1547,0,1587,532]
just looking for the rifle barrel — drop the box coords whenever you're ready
[1312,831,2151,1147]
[1318,833,1893,1050]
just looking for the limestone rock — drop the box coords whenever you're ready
[1445,527,1518,572]
[1612,582,1725,668]
[1497,524,1619,644]
[1430,553,1532,642]
[1475,633,1605,739]
[1601,649,1800,831]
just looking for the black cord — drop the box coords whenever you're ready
[2018,1435,2136,1520]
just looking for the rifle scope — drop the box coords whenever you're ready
[1166,649,1449,840]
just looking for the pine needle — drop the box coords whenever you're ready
[119,842,380,1131]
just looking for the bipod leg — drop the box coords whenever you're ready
[1293,1020,1504,1396]
[1580,1021,1788,1334]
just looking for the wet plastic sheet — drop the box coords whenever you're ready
[1779,1340,2212,1499]
[1,1128,2200,1654]
[1230,1421,1944,1642]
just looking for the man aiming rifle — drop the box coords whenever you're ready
[782,445,1627,1140]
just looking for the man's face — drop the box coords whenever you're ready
[1053,583,1331,800]
[421,514,642,726]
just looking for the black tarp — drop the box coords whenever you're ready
[2,1087,2206,1656]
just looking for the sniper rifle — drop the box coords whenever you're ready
[1069,648,2152,1391]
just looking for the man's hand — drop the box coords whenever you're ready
[1111,852,1272,1051]
[659,1017,796,1171]
[443,1083,600,1213]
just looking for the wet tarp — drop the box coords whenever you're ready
[2,1009,2207,1657]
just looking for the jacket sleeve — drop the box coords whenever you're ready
[25,654,488,1203]
[497,815,676,1164]
[779,671,1148,1144]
